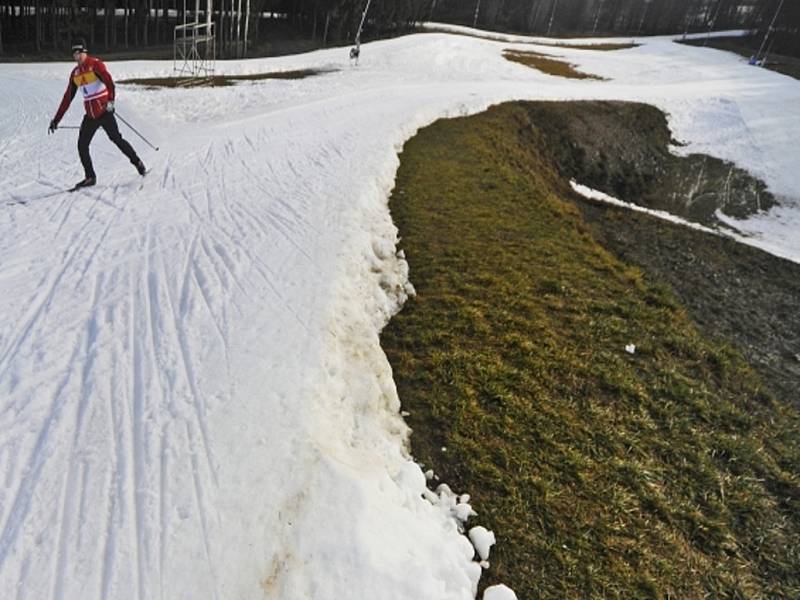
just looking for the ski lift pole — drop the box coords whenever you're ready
[354,0,373,50]
[756,0,785,62]
[116,113,160,152]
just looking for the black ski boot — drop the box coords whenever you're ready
[135,160,147,176]
[71,176,96,191]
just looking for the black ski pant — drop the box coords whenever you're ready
[78,112,140,179]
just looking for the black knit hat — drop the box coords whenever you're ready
[71,38,88,54]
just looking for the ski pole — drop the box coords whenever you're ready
[57,126,81,129]
[116,113,160,151]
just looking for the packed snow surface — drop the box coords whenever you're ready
[1,23,799,600]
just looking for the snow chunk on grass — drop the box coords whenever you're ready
[483,583,518,600]
[468,526,496,560]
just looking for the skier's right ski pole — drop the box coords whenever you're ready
[116,113,160,151]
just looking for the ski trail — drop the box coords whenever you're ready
[0,331,83,566]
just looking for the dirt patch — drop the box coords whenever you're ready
[503,49,605,80]
[519,101,798,407]
[520,101,775,226]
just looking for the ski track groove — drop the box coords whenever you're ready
[51,273,105,600]
[199,237,246,298]
[128,265,142,600]
[185,422,220,600]
[0,192,109,382]
[0,332,84,570]
[0,240,82,380]
[100,340,124,600]
[77,460,90,550]
[73,203,126,288]
[171,234,219,487]
[190,261,231,368]
[14,554,31,600]
[50,461,71,600]
[157,425,168,600]
[232,195,315,264]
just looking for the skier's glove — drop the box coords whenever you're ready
[106,101,115,114]
[48,120,58,135]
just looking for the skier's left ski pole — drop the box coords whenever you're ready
[116,113,160,151]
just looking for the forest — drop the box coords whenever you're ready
[0,0,796,58]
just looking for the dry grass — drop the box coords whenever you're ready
[503,49,605,80]
[119,68,334,88]
[554,42,637,51]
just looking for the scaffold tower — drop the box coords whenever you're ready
[174,0,216,77]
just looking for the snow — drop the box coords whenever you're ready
[0,22,799,600]
[468,526,497,561]
[483,583,519,600]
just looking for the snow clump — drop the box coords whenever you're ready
[468,526,496,561]
[483,583,519,600]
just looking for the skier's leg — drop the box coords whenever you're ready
[101,113,141,165]
[78,115,101,179]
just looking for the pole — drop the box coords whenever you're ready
[354,0,372,49]
[756,0,785,62]
[704,0,724,46]
[243,0,250,56]
[546,0,558,35]
[116,113,160,151]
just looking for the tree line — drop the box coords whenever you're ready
[0,0,796,57]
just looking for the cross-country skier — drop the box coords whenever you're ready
[48,38,146,189]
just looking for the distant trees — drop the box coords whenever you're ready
[432,0,772,36]
[0,0,796,57]
[429,0,798,55]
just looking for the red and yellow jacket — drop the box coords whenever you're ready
[53,55,115,123]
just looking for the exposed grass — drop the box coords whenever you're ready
[503,49,605,80]
[119,68,334,88]
[553,42,637,51]
[382,101,800,599]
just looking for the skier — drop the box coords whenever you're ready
[48,38,146,189]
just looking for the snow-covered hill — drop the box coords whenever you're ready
[0,25,798,600]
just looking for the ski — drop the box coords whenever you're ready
[5,188,72,206]
[6,167,151,206]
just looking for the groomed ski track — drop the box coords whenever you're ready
[1,26,799,600]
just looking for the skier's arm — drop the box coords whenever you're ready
[93,59,116,102]
[53,77,77,126]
